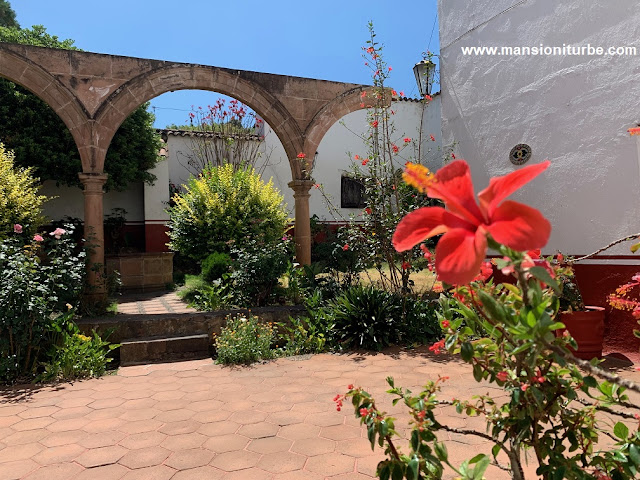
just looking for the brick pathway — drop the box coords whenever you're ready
[1,350,638,480]
[116,292,196,315]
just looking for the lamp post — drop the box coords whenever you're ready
[413,59,436,97]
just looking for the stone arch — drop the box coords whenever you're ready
[302,86,389,169]
[95,64,305,177]
[0,48,90,163]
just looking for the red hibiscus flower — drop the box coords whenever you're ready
[629,127,640,136]
[392,160,551,285]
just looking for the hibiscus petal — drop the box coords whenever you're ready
[477,160,550,216]
[485,200,551,251]
[427,160,485,226]
[435,228,488,285]
[392,207,449,252]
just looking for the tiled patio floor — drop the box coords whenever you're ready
[1,350,638,480]
[116,292,196,315]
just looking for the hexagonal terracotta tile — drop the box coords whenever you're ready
[305,452,355,476]
[32,444,85,465]
[22,461,84,480]
[278,423,321,440]
[0,442,43,463]
[75,445,127,468]
[197,420,239,437]
[164,448,215,470]
[171,465,226,480]
[203,434,249,453]
[291,437,336,456]
[256,452,306,474]
[120,464,176,480]
[247,436,292,454]
[160,432,207,450]
[72,463,129,480]
[321,424,362,441]
[210,450,261,472]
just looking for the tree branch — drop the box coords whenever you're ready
[570,233,640,263]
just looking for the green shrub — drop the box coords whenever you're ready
[0,143,47,240]
[168,164,289,261]
[37,310,119,382]
[397,298,442,346]
[0,225,86,383]
[201,252,233,282]
[214,314,277,364]
[279,316,327,356]
[327,285,402,351]
[229,238,291,306]
[178,274,231,311]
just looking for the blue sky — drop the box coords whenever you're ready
[14,0,439,128]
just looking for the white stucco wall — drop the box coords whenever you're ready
[258,96,443,221]
[40,181,145,223]
[438,0,640,256]
[163,98,442,223]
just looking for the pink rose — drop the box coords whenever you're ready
[50,228,67,239]
[13,224,22,234]
[33,234,44,242]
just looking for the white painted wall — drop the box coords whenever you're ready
[438,0,640,255]
[41,98,441,234]
[259,97,443,221]
[40,180,145,223]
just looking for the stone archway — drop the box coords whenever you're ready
[0,42,375,297]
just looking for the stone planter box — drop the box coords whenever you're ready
[106,252,174,292]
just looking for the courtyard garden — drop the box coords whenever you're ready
[1,15,640,480]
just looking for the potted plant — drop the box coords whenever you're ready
[555,258,605,360]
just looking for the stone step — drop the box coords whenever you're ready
[119,333,211,366]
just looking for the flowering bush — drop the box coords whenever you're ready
[38,309,118,382]
[340,160,640,479]
[0,143,47,240]
[168,163,289,261]
[0,224,86,383]
[315,24,442,295]
[214,314,277,364]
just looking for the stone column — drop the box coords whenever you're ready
[79,173,108,299]
[288,179,315,265]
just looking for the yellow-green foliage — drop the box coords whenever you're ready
[0,143,46,239]
[168,164,289,260]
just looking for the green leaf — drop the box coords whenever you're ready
[477,290,507,324]
[379,464,391,480]
[472,363,483,382]
[583,376,598,388]
[460,342,474,362]
[434,441,448,461]
[630,444,640,467]
[407,456,419,480]
[528,266,561,293]
[391,463,404,480]
[614,422,629,440]
[491,444,501,459]
[471,454,490,480]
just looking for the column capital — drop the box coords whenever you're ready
[288,179,315,196]
[78,173,108,193]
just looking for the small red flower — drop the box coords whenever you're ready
[451,153,456,159]
[347,384,354,389]
[556,252,564,264]
[342,244,349,251]
[496,371,508,382]
[371,120,379,128]
[392,89,398,96]
[403,138,411,143]
[364,208,372,215]
[521,383,530,392]
[388,66,392,71]
[359,408,369,417]
[430,134,436,142]
[402,261,411,270]
[629,127,640,136]
[354,155,360,160]
[297,152,306,159]
[360,91,366,98]
[392,145,399,153]
[425,94,433,101]
[441,320,450,328]
[314,184,320,189]
[399,91,405,96]
[428,339,446,354]
[362,158,370,166]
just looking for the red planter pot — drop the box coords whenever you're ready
[556,306,606,360]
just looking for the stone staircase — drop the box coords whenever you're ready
[77,306,305,366]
